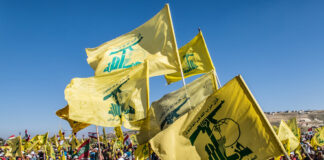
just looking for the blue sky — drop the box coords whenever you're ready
[1,0,323,138]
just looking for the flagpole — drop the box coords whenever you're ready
[166,3,187,87]
[166,4,193,108]
[96,126,103,160]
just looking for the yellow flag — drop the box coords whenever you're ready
[311,126,324,146]
[149,109,200,160]
[103,127,107,144]
[66,62,149,128]
[130,134,139,146]
[137,72,217,144]
[281,139,291,154]
[7,136,23,157]
[113,139,123,153]
[0,146,12,157]
[86,4,179,77]
[29,133,48,150]
[46,142,56,160]
[50,134,59,148]
[134,143,150,160]
[287,117,300,139]
[277,120,300,152]
[275,138,293,160]
[71,134,79,151]
[59,129,64,141]
[295,145,303,160]
[114,126,124,142]
[61,150,66,160]
[39,132,48,146]
[150,75,286,160]
[273,125,279,134]
[28,133,48,153]
[56,105,90,133]
[165,31,217,85]
[24,136,39,152]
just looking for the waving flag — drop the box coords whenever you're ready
[277,120,300,152]
[137,72,216,144]
[86,4,180,77]
[114,126,124,142]
[123,134,132,147]
[75,139,90,160]
[46,141,56,160]
[130,135,139,146]
[8,135,15,140]
[165,31,218,85]
[311,126,324,147]
[56,105,90,133]
[7,136,23,157]
[134,143,150,160]
[287,117,300,139]
[71,134,80,151]
[66,62,149,129]
[24,135,42,152]
[150,75,286,160]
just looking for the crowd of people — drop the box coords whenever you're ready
[0,134,160,160]
[86,141,159,160]
[0,129,322,160]
[272,132,323,160]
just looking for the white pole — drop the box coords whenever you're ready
[166,4,193,108]
[166,4,187,87]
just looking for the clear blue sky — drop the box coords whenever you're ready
[1,0,323,138]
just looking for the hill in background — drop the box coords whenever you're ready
[265,110,324,132]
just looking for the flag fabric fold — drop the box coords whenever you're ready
[164,31,217,85]
[56,105,90,133]
[46,141,56,159]
[7,136,23,157]
[75,139,90,160]
[311,126,324,147]
[136,72,217,144]
[134,143,150,160]
[71,134,80,151]
[65,62,149,129]
[277,120,300,152]
[86,4,179,77]
[287,117,300,140]
[150,75,286,160]
[114,126,124,142]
